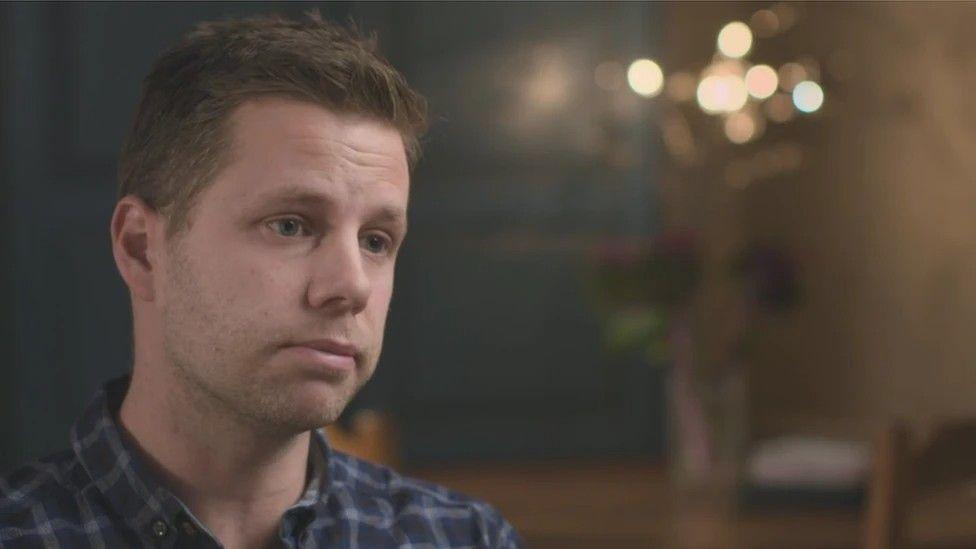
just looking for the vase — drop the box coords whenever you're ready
[665,312,748,497]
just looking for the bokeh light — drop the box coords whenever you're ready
[792,80,824,113]
[627,58,664,97]
[750,9,780,38]
[745,65,778,100]
[526,64,569,108]
[798,56,821,82]
[771,2,799,32]
[724,111,760,144]
[704,58,746,78]
[765,92,796,123]
[717,21,753,59]
[523,46,571,111]
[697,75,749,114]
[660,111,697,165]
[778,62,808,92]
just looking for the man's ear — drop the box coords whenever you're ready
[111,195,163,302]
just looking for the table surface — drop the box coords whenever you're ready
[408,459,976,549]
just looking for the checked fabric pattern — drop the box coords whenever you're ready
[0,376,523,548]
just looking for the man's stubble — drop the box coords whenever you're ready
[157,236,372,436]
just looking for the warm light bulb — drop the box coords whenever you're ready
[717,21,753,59]
[696,75,749,114]
[724,111,758,144]
[627,59,664,97]
[792,81,824,113]
[745,64,778,100]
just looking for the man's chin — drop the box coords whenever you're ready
[255,380,356,430]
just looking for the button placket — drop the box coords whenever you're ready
[180,519,198,536]
[150,519,170,539]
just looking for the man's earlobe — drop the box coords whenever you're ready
[111,196,159,302]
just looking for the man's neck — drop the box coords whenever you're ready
[118,364,311,549]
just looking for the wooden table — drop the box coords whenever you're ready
[409,459,976,549]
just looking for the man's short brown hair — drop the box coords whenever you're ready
[117,12,428,239]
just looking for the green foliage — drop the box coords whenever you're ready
[602,309,671,363]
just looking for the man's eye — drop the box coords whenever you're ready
[268,218,307,237]
[362,233,392,255]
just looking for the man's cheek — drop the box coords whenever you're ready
[243,259,305,295]
[372,271,395,303]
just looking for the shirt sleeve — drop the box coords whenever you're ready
[474,501,525,549]
[492,516,527,549]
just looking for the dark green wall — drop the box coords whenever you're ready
[0,2,665,472]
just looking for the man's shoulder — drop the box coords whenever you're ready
[327,450,523,547]
[0,450,84,510]
[328,450,499,514]
[0,449,98,538]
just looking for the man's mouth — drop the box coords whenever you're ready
[284,339,359,373]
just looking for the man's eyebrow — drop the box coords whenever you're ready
[358,203,409,234]
[371,205,408,226]
[251,186,407,228]
[252,186,331,208]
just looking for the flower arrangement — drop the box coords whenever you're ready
[591,232,800,487]
[590,229,701,364]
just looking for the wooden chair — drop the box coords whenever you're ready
[863,419,976,549]
[324,410,401,469]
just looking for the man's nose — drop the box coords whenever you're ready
[306,233,371,315]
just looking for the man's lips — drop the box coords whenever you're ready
[283,339,359,373]
[294,339,358,357]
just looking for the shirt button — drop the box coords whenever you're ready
[151,520,170,538]
[181,521,197,536]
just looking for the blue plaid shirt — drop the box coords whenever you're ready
[0,376,523,548]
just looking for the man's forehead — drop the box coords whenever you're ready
[215,97,411,208]
[230,97,408,168]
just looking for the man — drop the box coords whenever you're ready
[0,13,523,548]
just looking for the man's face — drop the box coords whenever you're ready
[154,97,410,432]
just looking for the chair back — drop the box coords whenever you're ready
[324,410,401,469]
[864,419,976,549]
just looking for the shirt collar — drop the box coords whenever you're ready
[70,375,333,543]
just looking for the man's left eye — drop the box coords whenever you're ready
[362,234,392,254]
[269,218,307,237]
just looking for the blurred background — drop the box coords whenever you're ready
[3,2,976,548]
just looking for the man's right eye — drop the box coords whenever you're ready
[268,218,308,237]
